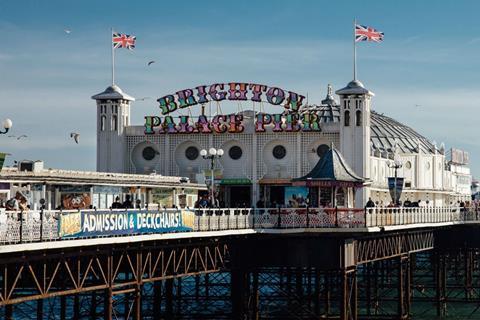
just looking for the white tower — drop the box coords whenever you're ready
[92,85,134,173]
[336,80,374,206]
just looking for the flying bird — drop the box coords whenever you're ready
[64,29,71,34]
[414,104,422,108]
[7,135,15,138]
[147,60,155,66]
[16,135,27,140]
[137,97,151,101]
[70,132,80,144]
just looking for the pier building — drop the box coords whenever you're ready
[94,80,472,208]
[0,160,205,210]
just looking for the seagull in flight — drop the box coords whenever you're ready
[17,135,27,140]
[137,97,151,101]
[64,29,71,34]
[70,132,80,144]
[147,60,155,66]
[414,104,422,107]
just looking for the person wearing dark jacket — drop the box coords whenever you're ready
[366,197,375,208]
[111,196,122,209]
[122,195,133,209]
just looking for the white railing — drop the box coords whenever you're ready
[364,206,476,227]
[0,206,477,244]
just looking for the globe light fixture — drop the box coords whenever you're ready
[1,118,12,134]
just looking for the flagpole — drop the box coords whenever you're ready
[111,28,115,86]
[353,18,357,81]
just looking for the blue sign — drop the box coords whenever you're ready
[387,177,404,204]
[58,210,195,238]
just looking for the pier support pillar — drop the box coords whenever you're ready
[5,304,13,320]
[341,267,357,320]
[73,294,80,320]
[134,252,142,320]
[436,250,447,317]
[90,291,97,319]
[60,295,67,320]
[465,247,473,299]
[398,254,411,319]
[165,278,174,320]
[153,281,162,319]
[36,298,43,320]
[231,267,248,320]
[104,288,112,320]
[324,272,331,316]
[314,269,321,316]
[205,273,210,298]
[250,270,260,320]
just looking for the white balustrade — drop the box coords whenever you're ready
[0,206,477,244]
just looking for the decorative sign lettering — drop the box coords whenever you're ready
[144,82,320,135]
[58,209,195,238]
[144,112,322,135]
[157,82,305,115]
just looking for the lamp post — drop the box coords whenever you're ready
[0,119,12,134]
[200,147,224,207]
[387,157,403,206]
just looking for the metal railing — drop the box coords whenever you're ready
[0,206,477,244]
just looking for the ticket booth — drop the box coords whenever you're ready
[292,146,364,208]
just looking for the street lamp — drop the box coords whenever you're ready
[387,155,403,206]
[0,119,12,134]
[201,147,224,207]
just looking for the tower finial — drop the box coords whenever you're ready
[327,84,333,96]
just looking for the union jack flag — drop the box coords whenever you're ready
[112,33,136,50]
[355,24,384,42]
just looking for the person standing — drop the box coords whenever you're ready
[111,196,122,209]
[366,197,375,208]
[122,195,133,209]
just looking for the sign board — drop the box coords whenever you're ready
[144,112,322,135]
[220,178,252,185]
[203,169,223,180]
[388,177,404,204]
[155,82,305,115]
[58,209,195,238]
[450,148,470,165]
[144,82,323,135]
[62,193,91,210]
[284,186,309,207]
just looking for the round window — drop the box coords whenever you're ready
[405,161,412,169]
[228,146,243,160]
[185,146,199,160]
[142,146,156,161]
[272,145,287,159]
[316,144,329,158]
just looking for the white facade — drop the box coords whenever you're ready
[94,81,472,207]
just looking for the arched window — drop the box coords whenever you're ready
[112,115,118,131]
[356,110,362,126]
[344,111,350,126]
[101,115,106,131]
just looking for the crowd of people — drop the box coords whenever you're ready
[365,197,477,210]
[0,194,140,211]
[110,195,134,209]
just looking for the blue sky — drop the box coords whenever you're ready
[1,0,479,176]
